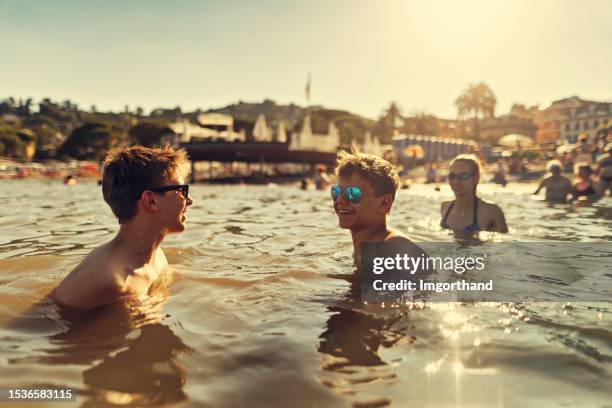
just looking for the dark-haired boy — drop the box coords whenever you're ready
[55,146,193,309]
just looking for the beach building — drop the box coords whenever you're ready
[198,113,245,142]
[190,113,288,143]
[557,98,611,143]
[169,119,218,143]
[252,114,272,142]
[436,118,462,139]
[480,114,537,144]
[531,109,560,145]
[289,114,339,153]
[172,113,247,143]
[521,97,612,145]
[231,115,287,143]
[361,131,383,157]
[197,113,233,131]
[276,121,287,143]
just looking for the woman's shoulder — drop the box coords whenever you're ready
[477,198,508,232]
[440,200,453,210]
[478,198,505,214]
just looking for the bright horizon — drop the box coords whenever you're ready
[1,0,611,119]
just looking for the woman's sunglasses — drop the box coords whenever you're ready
[331,185,363,204]
[448,172,473,181]
[136,184,189,200]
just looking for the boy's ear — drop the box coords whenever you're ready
[140,191,159,211]
[379,194,393,213]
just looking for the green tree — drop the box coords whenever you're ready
[0,133,22,157]
[129,122,175,147]
[0,97,17,115]
[58,123,122,160]
[455,82,496,142]
[0,123,36,159]
[16,98,33,116]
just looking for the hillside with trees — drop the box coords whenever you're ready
[1,89,490,161]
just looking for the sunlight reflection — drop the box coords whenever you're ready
[424,356,446,375]
[439,307,481,339]
[99,390,135,405]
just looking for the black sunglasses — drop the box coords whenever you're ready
[448,172,473,181]
[136,184,189,200]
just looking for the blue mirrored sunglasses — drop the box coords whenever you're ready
[331,185,363,204]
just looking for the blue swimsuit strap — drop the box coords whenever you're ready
[441,197,480,231]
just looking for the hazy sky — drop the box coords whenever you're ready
[1,0,610,119]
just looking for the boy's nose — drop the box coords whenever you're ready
[337,193,350,205]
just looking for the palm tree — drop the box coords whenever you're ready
[455,82,496,142]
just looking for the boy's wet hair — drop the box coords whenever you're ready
[450,154,482,179]
[102,145,190,224]
[335,149,400,199]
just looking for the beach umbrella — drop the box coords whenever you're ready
[403,144,425,159]
[498,134,534,148]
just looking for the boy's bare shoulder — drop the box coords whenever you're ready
[385,231,426,256]
[54,245,126,309]
[385,232,412,244]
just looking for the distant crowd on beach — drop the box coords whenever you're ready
[421,129,612,202]
[559,132,611,170]
[534,131,612,202]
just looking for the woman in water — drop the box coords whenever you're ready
[571,163,602,201]
[441,154,508,234]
